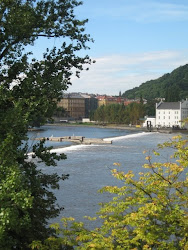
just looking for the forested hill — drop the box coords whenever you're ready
[122,64,188,100]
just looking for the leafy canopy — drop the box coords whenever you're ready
[122,64,188,100]
[0,0,93,248]
[0,0,94,126]
[93,102,145,125]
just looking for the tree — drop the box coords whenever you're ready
[126,102,144,125]
[165,85,180,102]
[122,64,188,101]
[0,0,93,248]
[93,102,146,125]
[144,99,156,116]
[93,105,106,123]
[36,135,188,249]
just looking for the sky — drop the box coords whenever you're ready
[33,0,188,95]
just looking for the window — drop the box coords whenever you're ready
[158,116,160,119]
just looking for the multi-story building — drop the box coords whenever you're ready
[57,93,85,120]
[57,93,98,120]
[156,99,188,128]
[80,94,98,118]
[96,96,118,107]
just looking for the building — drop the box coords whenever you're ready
[142,116,156,128]
[57,93,85,120]
[80,94,98,118]
[57,93,98,120]
[96,96,120,107]
[96,95,140,107]
[156,99,188,128]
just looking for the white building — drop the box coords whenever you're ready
[156,99,188,128]
[142,116,156,128]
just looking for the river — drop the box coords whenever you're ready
[28,125,176,227]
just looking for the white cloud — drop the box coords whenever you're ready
[68,50,188,95]
[83,0,188,23]
[130,1,188,22]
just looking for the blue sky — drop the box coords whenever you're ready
[33,0,188,95]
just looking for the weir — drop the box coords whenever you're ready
[34,136,112,145]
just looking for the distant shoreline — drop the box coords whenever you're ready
[46,122,147,131]
[29,123,188,134]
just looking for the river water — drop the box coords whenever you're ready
[28,125,176,227]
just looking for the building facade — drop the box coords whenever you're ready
[142,116,156,128]
[57,93,98,120]
[57,93,85,120]
[96,95,140,107]
[96,96,119,107]
[156,99,188,128]
[80,94,98,118]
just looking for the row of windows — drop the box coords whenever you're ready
[158,111,179,114]
[158,111,188,115]
[158,121,179,125]
[158,116,179,120]
[69,104,85,107]
[69,108,85,111]
[70,100,84,102]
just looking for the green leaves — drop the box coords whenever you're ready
[0,162,33,248]
[122,64,188,100]
[93,102,146,125]
[0,0,93,248]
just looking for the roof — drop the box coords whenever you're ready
[63,92,94,99]
[157,102,180,110]
[80,94,91,99]
[63,93,84,99]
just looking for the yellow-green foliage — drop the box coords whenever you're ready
[33,136,188,250]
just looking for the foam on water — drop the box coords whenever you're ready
[103,131,155,141]
[50,132,157,153]
[50,144,91,153]
[27,144,91,157]
[27,132,157,156]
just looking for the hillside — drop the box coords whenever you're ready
[122,64,188,100]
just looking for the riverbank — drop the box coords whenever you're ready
[45,122,188,134]
[47,122,147,131]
